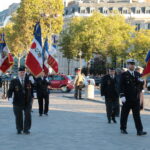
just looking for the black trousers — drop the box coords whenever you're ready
[75,86,82,99]
[105,99,117,121]
[13,104,32,132]
[120,101,143,132]
[115,97,120,117]
[38,94,49,115]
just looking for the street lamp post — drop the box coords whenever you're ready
[79,51,82,69]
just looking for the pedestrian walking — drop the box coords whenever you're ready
[8,67,33,134]
[120,59,147,136]
[101,68,119,123]
[36,71,50,116]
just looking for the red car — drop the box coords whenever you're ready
[48,74,74,92]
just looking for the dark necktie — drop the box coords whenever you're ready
[21,79,24,87]
[131,72,134,77]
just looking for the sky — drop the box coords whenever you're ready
[0,0,20,12]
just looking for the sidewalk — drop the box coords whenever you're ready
[0,93,150,150]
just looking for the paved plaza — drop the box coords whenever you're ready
[0,91,150,150]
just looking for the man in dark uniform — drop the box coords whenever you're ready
[25,67,35,111]
[36,71,50,116]
[101,68,119,123]
[8,67,33,134]
[120,59,147,136]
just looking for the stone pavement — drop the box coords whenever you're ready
[0,92,150,150]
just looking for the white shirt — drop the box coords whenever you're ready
[128,70,135,76]
[19,76,25,85]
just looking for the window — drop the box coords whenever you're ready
[65,10,68,15]
[86,7,90,13]
[53,75,65,81]
[48,76,53,81]
[78,7,80,13]
[103,9,108,14]
[123,10,128,14]
[103,7,108,14]
[61,76,65,80]
[72,8,75,13]
[146,10,150,14]
[81,9,86,13]
[135,24,141,31]
[53,75,62,80]
[148,23,150,29]
[136,9,141,14]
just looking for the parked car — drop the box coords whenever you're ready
[48,74,74,92]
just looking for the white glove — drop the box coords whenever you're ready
[121,97,126,103]
[29,76,34,84]
[8,98,13,104]
[46,78,49,82]
[138,78,144,82]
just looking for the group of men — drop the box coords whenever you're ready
[6,58,147,136]
[7,67,50,134]
[101,59,147,136]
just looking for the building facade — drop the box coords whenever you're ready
[64,1,150,30]
[0,3,19,27]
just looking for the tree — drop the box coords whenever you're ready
[59,12,135,71]
[130,29,150,65]
[3,0,64,57]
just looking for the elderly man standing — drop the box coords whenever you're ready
[120,59,147,136]
[101,68,119,124]
[8,67,33,134]
[36,71,50,116]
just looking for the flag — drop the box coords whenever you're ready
[25,22,43,77]
[43,38,58,73]
[142,50,150,78]
[0,34,14,73]
[48,44,58,73]
[42,38,49,75]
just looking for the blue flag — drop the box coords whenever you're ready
[0,33,5,53]
[145,50,150,63]
[34,22,42,46]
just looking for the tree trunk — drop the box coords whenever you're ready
[87,60,90,75]
[67,59,71,75]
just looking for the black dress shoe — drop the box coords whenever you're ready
[137,131,147,136]
[44,113,48,116]
[112,119,117,123]
[39,114,42,116]
[17,131,22,134]
[24,130,30,135]
[121,129,128,134]
[108,120,111,124]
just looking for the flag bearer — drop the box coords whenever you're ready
[120,59,147,136]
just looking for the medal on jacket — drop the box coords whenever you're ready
[15,86,19,91]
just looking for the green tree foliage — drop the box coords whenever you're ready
[130,29,150,65]
[2,0,64,57]
[59,12,135,67]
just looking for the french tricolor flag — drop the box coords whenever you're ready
[43,38,58,73]
[25,23,43,77]
[0,33,14,73]
[42,38,49,75]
